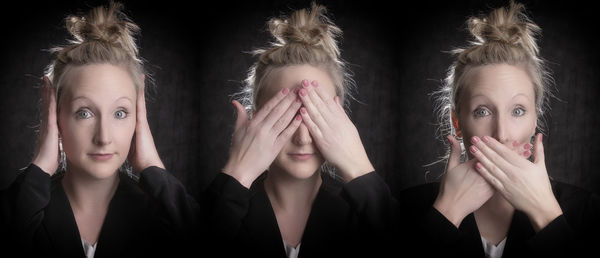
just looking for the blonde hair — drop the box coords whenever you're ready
[44,1,143,176]
[45,1,144,106]
[238,2,353,113]
[432,1,552,163]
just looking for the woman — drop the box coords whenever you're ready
[205,3,395,257]
[0,2,200,257]
[398,1,600,257]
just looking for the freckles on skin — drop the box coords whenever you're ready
[456,64,537,158]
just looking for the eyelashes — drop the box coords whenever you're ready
[472,105,527,119]
[74,108,130,120]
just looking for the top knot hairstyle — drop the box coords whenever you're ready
[432,0,552,162]
[45,1,144,105]
[239,2,353,113]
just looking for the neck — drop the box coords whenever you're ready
[477,192,515,217]
[264,168,322,212]
[62,166,119,212]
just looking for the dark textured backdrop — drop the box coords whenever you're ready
[1,0,598,200]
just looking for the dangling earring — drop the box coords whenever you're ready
[59,137,66,172]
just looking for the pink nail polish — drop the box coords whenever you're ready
[300,108,307,114]
[296,115,302,121]
[476,163,483,170]
[524,151,531,158]
[471,136,479,144]
[299,89,307,96]
[311,80,319,87]
[282,88,289,94]
[523,143,531,149]
[482,136,490,143]
[470,145,478,153]
[513,141,519,147]
[302,80,309,88]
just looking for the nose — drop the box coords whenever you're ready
[492,113,509,144]
[92,115,112,146]
[292,123,312,145]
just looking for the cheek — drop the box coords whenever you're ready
[115,119,136,152]
[58,118,92,158]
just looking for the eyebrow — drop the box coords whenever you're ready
[71,96,134,104]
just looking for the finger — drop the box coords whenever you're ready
[474,161,505,192]
[533,133,545,165]
[261,87,298,128]
[45,77,57,128]
[474,136,517,171]
[446,135,462,170]
[253,87,294,123]
[306,82,334,120]
[298,87,329,131]
[232,100,248,130]
[274,114,303,149]
[270,96,302,135]
[299,107,324,139]
[137,81,148,124]
[310,80,338,114]
[468,142,511,184]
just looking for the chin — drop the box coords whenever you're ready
[78,160,122,179]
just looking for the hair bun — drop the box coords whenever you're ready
[467,1,540,56]
[268,3,342,59]
[65,1,140,57]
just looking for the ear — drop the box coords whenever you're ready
[451,109,462,138]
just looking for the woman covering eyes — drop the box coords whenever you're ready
[396,1,600,257]
[0,2,201,257]
[205,3,396,258]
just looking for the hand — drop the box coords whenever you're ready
[128,78,165,173]
[297,79,374,182]
[433,135,494,227]
[32,76,60,175]
[223,87,303,188]
[469,134,563,232]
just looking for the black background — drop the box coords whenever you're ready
[1,0,598,201]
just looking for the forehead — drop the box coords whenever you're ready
[260,64,337,104]
[462,64,535,103]
[61,64,137,102]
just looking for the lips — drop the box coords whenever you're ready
[88,153,114,161]
[289,153,314,161]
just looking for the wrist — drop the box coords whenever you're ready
[433,194,467,228]
[338,159,374,183]
[222,164,256,189]
[528,200,563,232]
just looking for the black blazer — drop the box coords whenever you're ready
[204,171,397,258]
[396,181,600,257]
[0,165,201,258]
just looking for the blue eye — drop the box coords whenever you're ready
[474,108,490,118]
[512,107,525,117]
[76,109,92,119]
[114,110,128,119]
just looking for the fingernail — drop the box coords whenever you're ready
[311,80,319,87]
[524,150,531,158]
[476,162,483,170]
[300,107,307,114]
[296,97,301,103]
[470,145,479,153]
[513,141,519,147]
[299,89,307,97]
[523,143,531,149]
[296,115,302,121]
[471,136,479,144]
[302,80,309,88]
[282,88,289,94]
[482,136,490,143]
